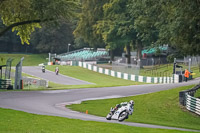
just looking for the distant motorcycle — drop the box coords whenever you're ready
[55,70,58,75]
[42,66,45,73]
[106,100,134,122]
[55,67,59,75]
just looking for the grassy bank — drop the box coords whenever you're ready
[46,65,145,89]
[140,64,200,79]
[194,89,200,98]
[68,85,200,130]
[0,54,47,66]
[98,63,200,78]
[0,108,196,133]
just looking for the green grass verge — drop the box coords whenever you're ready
[139,64,174,77]
[68,85,200,130]
[47,81,95,90]
[194,89,200,98]
[0,54,47,66]
[0,108,196,133]
[98,63,200,78]
[139,64,200,78]
[46,65,145,89]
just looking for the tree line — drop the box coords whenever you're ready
[0,0,199,60]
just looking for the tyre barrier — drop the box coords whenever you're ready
[0,79,12,89]
[179,85,200,115]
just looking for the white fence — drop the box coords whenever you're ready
[179,85,200,116]
[186,94,200,115]
[76,61,178,84]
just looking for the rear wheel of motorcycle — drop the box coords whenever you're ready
[118,111,128,122]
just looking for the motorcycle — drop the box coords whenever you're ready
[42,66,45,73]
[106,100,134,122]
[55,68,59,75]
[56,70,58,75]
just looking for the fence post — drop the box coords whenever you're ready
[21,80,24,90]
[14,57,24,89]
[179,91,186,106]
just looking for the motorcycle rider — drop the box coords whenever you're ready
[55,67,59,75]
[106,100,134,121]
[42,65,45,73]
[113,100,134,111]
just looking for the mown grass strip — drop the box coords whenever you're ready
[46,65,145,89]
[68,85,200,130]
[0,54,47,66]
[194,89,200,98]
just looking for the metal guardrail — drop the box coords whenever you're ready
[22,77,48,88]
[2,70,48,89]
[179,85,200,115]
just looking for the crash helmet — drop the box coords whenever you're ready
[129,100,134,105]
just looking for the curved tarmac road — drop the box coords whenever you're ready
[22,66,92,85]
[0,67,200,132]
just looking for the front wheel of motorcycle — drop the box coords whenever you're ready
[106,113,112,120]
[118,111,128,122]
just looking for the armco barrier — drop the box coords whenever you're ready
[179,85,200,116]
[73,61,178,84]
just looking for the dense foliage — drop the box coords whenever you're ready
[0,0,199,56]
[128,0,200,55]
[74,0,200,56]
[0,0,79,44]
[30,21,74,53]
[73,0,106,48]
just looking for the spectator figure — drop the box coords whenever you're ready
[184,69,190,82]
[55,67,59,75]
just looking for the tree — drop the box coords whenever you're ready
[158,0,200,55]
[30,21,74,53]
[128,0,160,60]
[0,19,23,53]
[0,0,79,44]
[93,0,137,63]
[73,0,106,48]
[128,0,200,56]
[74,37,89,49]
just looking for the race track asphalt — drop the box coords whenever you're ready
[22,66,93,85]
[0,66,200,132]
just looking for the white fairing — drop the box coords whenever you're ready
[110,102,134,120]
